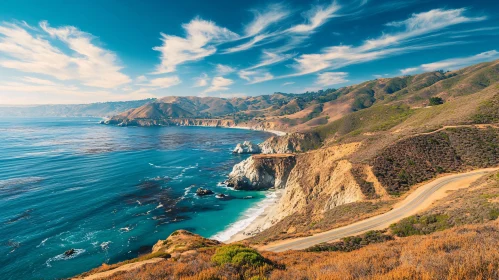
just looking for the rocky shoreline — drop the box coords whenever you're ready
[101,118,287,136]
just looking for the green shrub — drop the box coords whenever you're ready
[429,97,444,106]
[390,214,450,237]
[211,245,267,267]
[305,230,393,252]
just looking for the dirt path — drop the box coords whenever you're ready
[73,258,164,280]
[260,168,498,252]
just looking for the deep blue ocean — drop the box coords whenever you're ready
[0,118,272,280]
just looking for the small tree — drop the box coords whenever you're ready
[429,97,444,106]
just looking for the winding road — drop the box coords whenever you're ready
[262,168,497,252]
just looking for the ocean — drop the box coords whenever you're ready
[0,117,272,279]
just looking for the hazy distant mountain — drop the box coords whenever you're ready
[0,99,155,117]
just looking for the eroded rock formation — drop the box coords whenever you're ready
[227,154,296,190]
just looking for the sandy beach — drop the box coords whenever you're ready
[225,189,284,243]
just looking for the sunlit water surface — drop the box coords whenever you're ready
[0,118,271,279]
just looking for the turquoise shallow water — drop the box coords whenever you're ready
[0,118,271,280]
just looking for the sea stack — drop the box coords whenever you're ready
[232,141,261,154]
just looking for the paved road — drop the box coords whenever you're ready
[263,169,494,252]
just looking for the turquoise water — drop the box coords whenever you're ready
[0,118,271,280]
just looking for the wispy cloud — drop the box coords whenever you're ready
[244,3,290,36]
[246,51,295,70]
[203,76,234,93]
[282,81,295,86]
[284,8,486,78]
[287,1,341,33]
[0,21,131,88]
[215,64,237,75]
[400,67,420,75]
[316,72,348,86]
[193,73,209,87]
[224,1,343,55]
[400,50,499,74]
[238,69,274,84]
[144,76,181,88]
[153,18,238,74]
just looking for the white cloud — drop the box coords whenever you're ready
[400,67,419,75]
[282,82,295,86]
[244,3,290,36]
[223,34,270,53]
[203,76,234,93]
[21,76,57,86]
[247,51,295,70]
[146,76,181,88]
[0,21,131,88]
[286,8,486,78]
[0,80,155,104]
[238,69,274,84]
[193,73,209,87]
[225,2,342,55]
[287,1,341,33]
[316,72,348,86]
[399,50,499,74]
[153,18,238,74]
[215,64,236,74]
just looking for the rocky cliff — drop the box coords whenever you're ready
[226,142,389,234]
[226,154,296,190]
[103,117,237,128]
[259,132,322,154]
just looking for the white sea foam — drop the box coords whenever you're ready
[36,238,49,248]
[211,191,277,242]
[45,249,86,267]
[100,241,111,250]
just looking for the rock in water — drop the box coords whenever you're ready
[196,188,214,196]
[64,249,75,257]
[232,141,261,154]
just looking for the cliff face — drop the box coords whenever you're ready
[227,142,388,232]
[259,132,322,154]
[226,154,296,190]
[104,118,237,128]
[272,143,380,222]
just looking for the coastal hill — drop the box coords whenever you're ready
[105,60,499,132]
[81,59,499,279]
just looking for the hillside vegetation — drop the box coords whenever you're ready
[106,60,499,133]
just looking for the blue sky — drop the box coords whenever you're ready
[0,0,498,104]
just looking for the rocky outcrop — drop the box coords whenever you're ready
[259,132,322,154]
[233,141,261,154]
[195,188,214,196]
[152,230,220,255]
[227,154,296,190]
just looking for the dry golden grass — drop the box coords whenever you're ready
[90,220,499,280]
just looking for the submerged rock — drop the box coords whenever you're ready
[196,188,214,196]
[232,141,261,154]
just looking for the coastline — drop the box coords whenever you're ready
[212,189,284,243]
[231,126,287,136]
